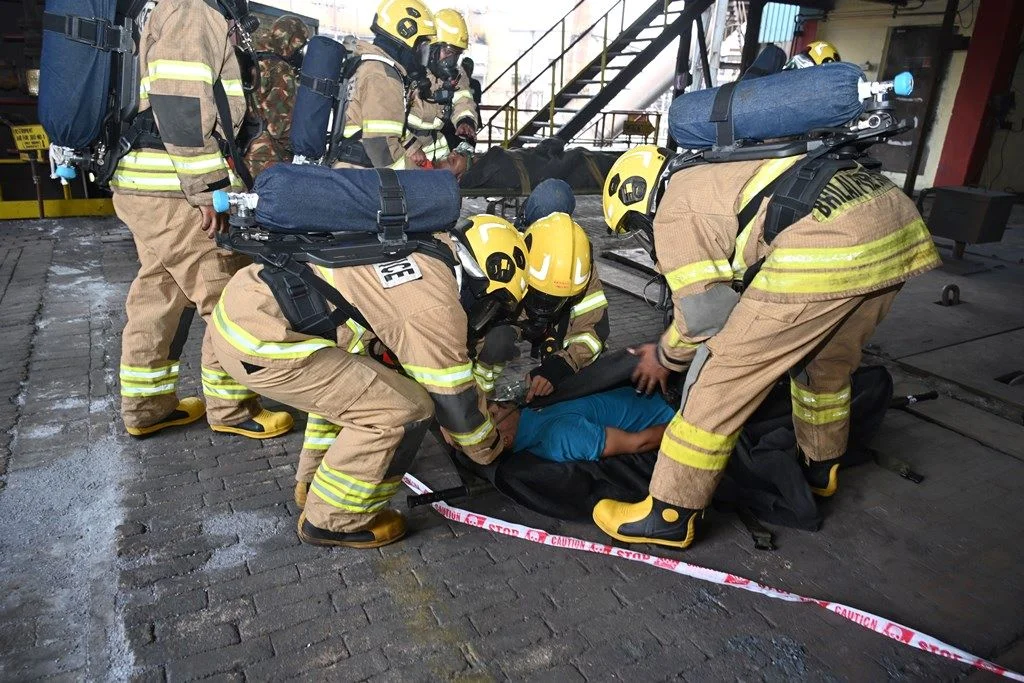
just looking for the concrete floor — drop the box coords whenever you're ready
[0,203,1022,681]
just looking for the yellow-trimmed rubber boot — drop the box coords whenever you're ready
[802,456,840,497]
[296,509,407,549]
[212,409,294,439]
[593,495,703,550]
[294,480,311,509]
[126,397,206,438]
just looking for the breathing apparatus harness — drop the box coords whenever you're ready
[45,0,264,189]
[215,170,509,347]
[635,71,911,286]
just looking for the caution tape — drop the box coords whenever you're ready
[403,473,1023,681]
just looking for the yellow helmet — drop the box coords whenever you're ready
[602,144,671,234]
[372,0,436,49]
[454,215,529,333]
[785,40,841,69]
[434,9,469,50]
[523,212,592,300]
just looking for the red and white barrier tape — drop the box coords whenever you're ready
[403,473,1022,680]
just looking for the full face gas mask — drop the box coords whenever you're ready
[519,289,567,341]
[428,43,462,83]
[452,235,521,341]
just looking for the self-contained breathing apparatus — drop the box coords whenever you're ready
[624,59,915,286]
[213,166,514,349]
[40,0,263,189]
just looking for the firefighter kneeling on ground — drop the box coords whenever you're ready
[472,180,610,403]
[210,217,529,548]
[594,145,942,550]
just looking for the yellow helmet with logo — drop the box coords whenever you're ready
[434,9,469,50]
[372,0,436,49]
[602,144,671,234]
[785,40,841,70]
[454,215,529,333]
[523,212,592,301]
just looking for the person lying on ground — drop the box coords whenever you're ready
[489,386,676,462]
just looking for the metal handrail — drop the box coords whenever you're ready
[480,0,586,98]
[484,0,638,133]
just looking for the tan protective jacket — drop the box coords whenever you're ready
[342,42,417,169]
[213,239,503,465]
[406,69,478,164]
[111,0,245,206]
[654,157,941,372]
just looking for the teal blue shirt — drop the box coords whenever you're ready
[512,387,677,462]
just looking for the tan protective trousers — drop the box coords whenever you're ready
[210,339,434,533]
[114,194,258,429]
[650,286,899,510]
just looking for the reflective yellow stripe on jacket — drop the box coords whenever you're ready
[570,291,608,319]
[749,219,939,296]
[212,296,336,360]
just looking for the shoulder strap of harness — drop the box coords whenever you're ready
[762,154,859,243]
[213,79,256,190]
[257,253,373,341]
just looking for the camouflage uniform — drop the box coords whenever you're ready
[245,15,309,177]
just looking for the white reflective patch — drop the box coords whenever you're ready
[529,254,551,281]
[374,256,423,289]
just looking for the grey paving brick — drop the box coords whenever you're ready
[165,637,273,682]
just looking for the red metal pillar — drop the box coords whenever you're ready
[933,0,1024,187]
[792,19,817,55]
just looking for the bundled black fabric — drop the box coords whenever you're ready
[460,141,620,194]
[457,352,893,530]
[291,36,346,161]
[251,164,461,233]
[39,0,121,150]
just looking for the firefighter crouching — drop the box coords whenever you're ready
[474,209,610,403]
[594,145,942,550]
[210,218,529,548]
[331,0,436,170]
[111,0,292,439]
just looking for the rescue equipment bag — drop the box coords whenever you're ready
[668,62,912,149]
[291,35,347,163]
[216,164,461,234]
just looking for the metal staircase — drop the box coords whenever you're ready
[481,0,715,148]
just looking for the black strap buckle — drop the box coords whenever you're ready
[299,73,340,99]
[43,12,129,52]
[374,168,408,253]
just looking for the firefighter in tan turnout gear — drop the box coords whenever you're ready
[330,0,435,170]
[111,0,292,439]
[406,8,478,175]
[593,145,942,549]
[210,217,529,548]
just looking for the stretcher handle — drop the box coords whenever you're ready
[890,390,939,409]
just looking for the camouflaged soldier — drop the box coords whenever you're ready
[245,15,309,177]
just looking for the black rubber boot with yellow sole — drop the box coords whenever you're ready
[802,456,841,497]
[296,509,407,549]
[593,495,703,550]
[212,409,294,439]
[294,480,311,509]
[126,397,206,438]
